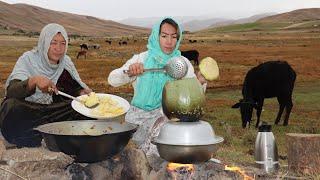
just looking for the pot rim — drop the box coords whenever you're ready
[152,135,224,146]
[34,120,138,136]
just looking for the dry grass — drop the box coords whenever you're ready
[0,30,319,177]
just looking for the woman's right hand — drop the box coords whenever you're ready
[127,63,144,77]
[28,75,57,94]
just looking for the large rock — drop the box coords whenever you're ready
[2,147,73,179]
[120,147,151,180]
[86,163,112,180]
[0,138,5,159]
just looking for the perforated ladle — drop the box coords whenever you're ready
[123,56,188,79]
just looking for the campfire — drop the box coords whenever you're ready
[225,165,254,180]
[166,162,195,179]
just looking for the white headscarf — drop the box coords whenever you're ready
[5,23,88,104]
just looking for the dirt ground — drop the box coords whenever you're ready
[0,30,319,178]
[0,30,319,96]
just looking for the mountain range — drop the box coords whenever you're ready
[1,1,320,36]
[0,1,148,36]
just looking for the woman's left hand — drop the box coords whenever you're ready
[196,71,207,85]
[79,88,92,95]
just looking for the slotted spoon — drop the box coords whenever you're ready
[123,56,188,79]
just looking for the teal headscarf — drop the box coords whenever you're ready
[131,17,183,111]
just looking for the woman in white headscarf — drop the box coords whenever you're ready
[0,23,91,147]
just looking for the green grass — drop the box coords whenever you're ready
[206,22,292,33]
[203,81,320,168]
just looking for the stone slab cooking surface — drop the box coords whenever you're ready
[0,139,282,179]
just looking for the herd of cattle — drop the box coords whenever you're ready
[75,41,296,128]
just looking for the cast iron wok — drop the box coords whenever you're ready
[34,120,137,163]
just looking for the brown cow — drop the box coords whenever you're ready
[77,50,87,59]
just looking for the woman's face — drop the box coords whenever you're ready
[47,33,66,64]
[159,23,178,54]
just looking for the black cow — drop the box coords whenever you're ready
[105,40,112,45]
[232,61,296,128]
[80,43,88,51]
[181,50,199,65]
[119,41,128,46]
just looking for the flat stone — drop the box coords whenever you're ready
[0,164,11,180]
[2,147,72,162]
[2,147,73,178]
[86,163,112,180]
[0,138,5,159]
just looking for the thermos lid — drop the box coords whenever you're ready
[258,124,272,132]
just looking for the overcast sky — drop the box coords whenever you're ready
[2,0,320,21]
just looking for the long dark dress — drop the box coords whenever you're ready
[0,70,90,147]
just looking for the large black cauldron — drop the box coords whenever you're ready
[34,120,137,163]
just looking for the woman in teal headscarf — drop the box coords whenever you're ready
[108,17,206,156]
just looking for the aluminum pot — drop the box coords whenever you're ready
[152,120,223,163]
[34,120,137,163]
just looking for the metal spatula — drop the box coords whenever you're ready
[123,56,188,79]
[56,90,99,108]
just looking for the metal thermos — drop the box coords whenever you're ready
[254,124,279,173]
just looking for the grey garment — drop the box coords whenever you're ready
[125,106,168,156]
[5,23,88,104]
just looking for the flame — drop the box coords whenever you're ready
[167,162,194,172]
[225,165,254,180]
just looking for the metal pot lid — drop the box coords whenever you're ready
[153,120,224,146]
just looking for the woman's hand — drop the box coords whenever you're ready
[79,88,92,95]
[196,71,207,85]
[28,75,57,93]
[127,63,144,77]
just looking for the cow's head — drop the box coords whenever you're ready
[232,99,258,128]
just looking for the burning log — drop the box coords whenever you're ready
[287,133,320,175]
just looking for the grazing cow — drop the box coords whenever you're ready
[92,44,100,49]
[77,50,87,59]
[181,50,199,65]
[105,40,112,45]
[80,43,88,51]
[119,41,128,45]
[232,61,296,128]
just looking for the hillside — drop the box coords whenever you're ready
[258,8,320,23]
[199,8,320,33]
[0,1,149,36]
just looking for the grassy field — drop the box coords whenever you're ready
[204,81,320,165]
[202,20,320,33]
[0,30,319,177]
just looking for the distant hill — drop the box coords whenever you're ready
[118,16,227,31]
[258,8,320,23]
[208,13,276,28]
[200,8,320,33]
[0,1,149,36]
[181,18,229,31]
[119,14,274,32]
